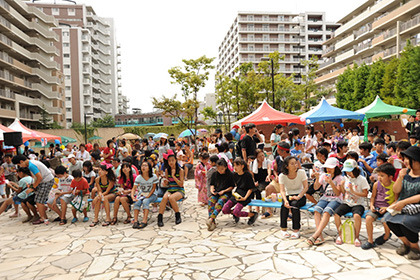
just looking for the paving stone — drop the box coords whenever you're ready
[85,255,115,275]
[299,250,342,274]
[274,258,313,278]
[397,264,420,279]
[330,267,399,280]
[52,252,93,270]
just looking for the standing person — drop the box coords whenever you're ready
[348,129,360,153]
[76,144,91,161]
[1,154,17,198]
[131,161,158,229]
[222,158,259,225]
[158,135,170,161]
[225,133,236,161]
[112,163,137,225]
[278,156,309,239]
[270,124,283,155]
[384,146,420,260]
[206,158,235,231]
[241,123,261,162]
[90,165,117,227]
[195,152,210,207]
[183,143,194,181]
[405,115,416,138]
[157,150,184,227]
[12,155,54,225]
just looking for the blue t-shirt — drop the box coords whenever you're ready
[17,176,34,199]
[28,161,40,176]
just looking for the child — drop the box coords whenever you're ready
[384,146,420,260]
[206,158,235,231]
[206,155,219,198]
[112,158,121,178]
[334,159,369,247]
[362,163,396,249]
[291,139,304,161]
[0,167,34,220]
[47,166,74,225]
[195,152,210,207]
[409,134,419,146]
[131,161,158,229]
[69,170,89,223]
[0,166,6,199]
[329,141,348,167]
[82,161,96,192]
[157,149,184,227]
[112,162,137,225]
[222,158,258,225]
[348,129,360,153]
[369,153,388,184]
[2,154,17,199]
[90,165,117,227]
[306,158,343,246]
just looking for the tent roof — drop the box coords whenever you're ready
[232,100,305,127]
[300,98,365,124]
[8,118,60,142]
[0,124,16,141]
[356,96,416,119]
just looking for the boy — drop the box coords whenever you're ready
[329,141,348,167]
[1,154,17,199]
[112,158,121,178]
[47,166,74,225]
[358,142,375,176]
[362,163,396,249]
[409,134,419,147]
[370,138,386,168]
[70,170,89,223]
[369,153,388,184]
[291,139,304,161]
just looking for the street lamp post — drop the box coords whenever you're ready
[84,112,94,144]
[261,57,275,109]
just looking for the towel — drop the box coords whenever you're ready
[252,158,270,174]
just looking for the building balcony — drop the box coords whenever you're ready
[315,65,348,84]
[372,0,420,31]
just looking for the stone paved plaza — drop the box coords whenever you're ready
[0,180,419,280]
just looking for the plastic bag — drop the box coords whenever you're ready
[341,219,355,244]
[70,194,85,213]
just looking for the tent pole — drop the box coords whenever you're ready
[323,121,326,134]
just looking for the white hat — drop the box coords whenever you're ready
[322,157,339,169]
[342,159,358,172]
[68,154,75,159]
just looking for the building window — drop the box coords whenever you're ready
[65,86,71,90]
[66,97,71,101]
[263,34,269,41]
[63,54,70,58]
[263,15,269,22]
[64,64,70,69]
[52,8,60,15]
[63,31,70,37]
[247,24,254,31]
[63,43,70,47]
[66,108,71,112]
[263,24,269,31]
[247,15,254,21]
[65,75,71,80]
[68,8,75,16]
[278,15,284,21]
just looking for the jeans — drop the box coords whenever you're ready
[133,194,157,210]
[280,195,306,230]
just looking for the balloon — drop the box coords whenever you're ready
[300,117,305,122]
[306,119,311,124]
[54,139,60,144]
[340,123,344,128]
[24,141,29,147]
[402,108,408,113]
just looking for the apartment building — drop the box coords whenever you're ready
[316,0,420,96]
[29,2,128,127]
[0,0,65,128]
[217,12,340,82]
[116,43,128,114]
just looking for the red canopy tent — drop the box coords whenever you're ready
[8,118,60,143]
[232,100,305,127]
[0,124,17,141]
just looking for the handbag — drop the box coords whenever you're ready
[70,194,85,213]
[341,219,355,244]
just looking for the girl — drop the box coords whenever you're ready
[270,125,283,154]
[222,158,258,225]
[82,161,96,192]
[279,156,309,239]
[157,149,184,227]
[90,165,117,227]
[384,146,420,260]
[112,162,137,225]
[158,135,170,161]
[208,134,218,155]
[195,152,210,206]
[306,158,343,245]
[206,158,234,231]
[131,161,158,229]
[0,166,6,198]
[102,140,115,164]
[250,149,272,214]
[334,159,369,247]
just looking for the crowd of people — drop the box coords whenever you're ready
[0,110,419,260]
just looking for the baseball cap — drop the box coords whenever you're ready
[322,157,339,169]
[68,154,75,159]
[342,159,358,172]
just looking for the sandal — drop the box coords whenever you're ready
[354,238,361,247]
[306,236,316,246]
[110,218,118,225]
[139,222,147,229]
[261,212,273,219]
[59,219,67,225]
[90,221,100,227]
[314,239,325,246]
[102,221,111,227]
[335,236,343,245]
[123,217,132,224]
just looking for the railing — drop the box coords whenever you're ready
[0,14,11,29]
[354,56,372,65]
[323,45,334,55]
[384,46,396,57]
[240,37,300,42]
[239,17,292,22]
[0,0,10,11]
[383,27,397,40]
[401,13,420,32]
[0,88,15,99]
[354,23,372,38]
[319,58,335,68]
[354,41,372,53]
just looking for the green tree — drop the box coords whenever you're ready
[299,56,320,111]
[91,115,115,128]
[336,65,355,110]
[38,106,53,129]
[215,74,235,130]
[365,59,385,104]
[201,106,218,124]
[352,63,370,110]
[380,57,399,105]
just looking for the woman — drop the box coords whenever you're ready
[102,140,115,164]
[251,149,272,214]
[208,134,218,155]
[384,146,420,260]
[112,162,137,225]
[158,149,184,227]
[158,135,170,161]
[279,156,309,239]
[270,125,283,155]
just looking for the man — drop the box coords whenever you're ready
[414,109,420,139]
[240,123,261,162]
[63,143,75,157]
[12,155,54,225]
[68,154,83,175]
[76,144,91,161]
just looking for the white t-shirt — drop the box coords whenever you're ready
[279,169,307,195]
[318,174,343,201]
[76,150,91,161]
[342,176,369,206]
[270,133,281,146]
[134,174,158,196]
[59,175,74,196]
[28,160,54,183]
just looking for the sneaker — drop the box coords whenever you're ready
[233,215,240,224]
[83,217,89,223]
[396,244,410,256]
[407,248,420,260]
[71,218,78,224]
[247,212,258,225]
[361,241,376,250]
[280,230,290,238]
[290,231,300,239]
[374,233,392,245]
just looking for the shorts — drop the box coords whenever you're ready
[22,194,36,206]
[184,163,193,170]
[34,179,54,204]
[157,187,167,198]
[120,195,134,204]
[133,194,157,210]
[47,194,74,205]
[0,184,5,196]
[366,210,385,220]
[269,180,281,193]
[335,204,365,217]
[167,190,185,199]
[13,195,24,205]
[314,199,341,216]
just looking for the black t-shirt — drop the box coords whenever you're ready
[241,135,257,159]
[168,137,176,148]
[210,171,235,193]
[254,167,268,183]
[414,121,420,138]
[233,172,255,206]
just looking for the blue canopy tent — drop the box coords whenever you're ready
[300,98,365,124]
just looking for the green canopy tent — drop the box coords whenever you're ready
[32,136,77,148]
[356,95,416,141]
[88,136,102,141]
